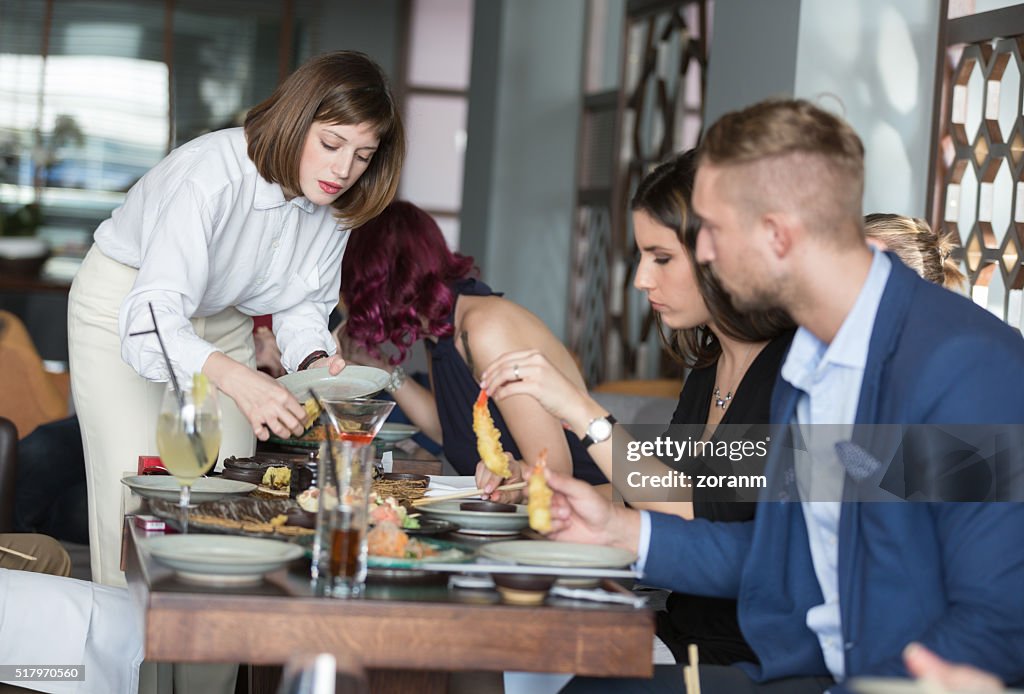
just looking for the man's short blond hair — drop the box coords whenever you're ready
[699,99,865,245]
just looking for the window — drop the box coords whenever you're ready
[398,0,474,249]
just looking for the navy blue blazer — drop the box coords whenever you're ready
[644,256,1024,683]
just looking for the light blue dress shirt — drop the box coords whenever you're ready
[779,249,891,679]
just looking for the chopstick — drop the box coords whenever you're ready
[684,643,700,694]
[0,544,37,562]
[411,481,527,506]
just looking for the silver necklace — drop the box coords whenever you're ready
[712,344,758,411]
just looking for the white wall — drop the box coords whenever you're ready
[793,0,941,217]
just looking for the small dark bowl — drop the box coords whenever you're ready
[461,500,516,513]
[223,456,272,472]
[221,456,273,485]
[491,573,557,605]
[285,507,317,529]
[379,472,429,485]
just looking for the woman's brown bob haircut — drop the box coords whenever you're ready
[631,150,794,369]
[245,50,405,228]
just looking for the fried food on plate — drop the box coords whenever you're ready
[473,389,511,478]
[527,449,552,533]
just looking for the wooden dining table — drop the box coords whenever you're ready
[124,511,654,693]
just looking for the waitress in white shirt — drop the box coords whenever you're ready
[68,50,405,586]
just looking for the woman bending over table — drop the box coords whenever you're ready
[69,50,404,586]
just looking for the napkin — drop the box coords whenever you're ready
[425,475,478,495]
[380,450,393,474]
[549,586,648,608]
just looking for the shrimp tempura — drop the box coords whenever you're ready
[528,449,553,533]
[473,389,512,478]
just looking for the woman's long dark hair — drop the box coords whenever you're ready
[631,150,794,368]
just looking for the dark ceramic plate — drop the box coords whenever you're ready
[460,500,516,513]
[148,497,313,545]
[404,518,456,536]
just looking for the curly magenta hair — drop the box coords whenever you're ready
[341,201,477,364]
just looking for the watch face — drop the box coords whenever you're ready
[588,417,613,443]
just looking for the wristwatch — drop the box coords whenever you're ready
[580,414,617,448]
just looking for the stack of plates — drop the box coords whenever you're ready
[418,501,529,536]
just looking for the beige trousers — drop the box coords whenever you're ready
[0,534,71,576]
[68,246,256,587]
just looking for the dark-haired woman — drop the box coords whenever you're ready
[483,150,794,666]
[339,200,606,493]
[69,50,405,587]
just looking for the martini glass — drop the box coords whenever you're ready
[314,398,395,597]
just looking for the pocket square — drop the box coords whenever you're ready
[834,441,882,481]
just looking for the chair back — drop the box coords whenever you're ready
[0,416,19,533]
[0,310,68,438]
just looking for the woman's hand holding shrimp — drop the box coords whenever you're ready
[475,454,524,503]
[480,350,590,426]
[203,352,307,441]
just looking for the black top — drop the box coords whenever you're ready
[656,330,794,666]
[427,278,607,484]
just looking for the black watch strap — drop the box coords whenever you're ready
[580,414,617,448]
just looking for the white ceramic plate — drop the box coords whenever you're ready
[375,423,419,444]
[848,679,1024,694]
[479,540,637,569]
[277,366,389,401]
[121,476,256,503]
[418,501,529,532]
[145,534,304,585]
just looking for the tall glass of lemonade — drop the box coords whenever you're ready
[156,374,222,532]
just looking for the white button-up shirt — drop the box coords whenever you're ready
[94,127,348,382]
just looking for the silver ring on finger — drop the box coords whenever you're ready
[513,364,521,381]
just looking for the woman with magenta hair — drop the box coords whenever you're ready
[339,200,606,493]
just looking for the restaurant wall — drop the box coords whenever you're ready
[793,0,940,218]
[706,0,940,219]
[462,0,587,341]
[703,0,803,127]
[315,0,404,80]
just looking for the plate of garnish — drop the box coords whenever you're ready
[367,526,473,570]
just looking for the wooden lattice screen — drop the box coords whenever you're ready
[569,0,709,385]
[929,3,1024,328]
